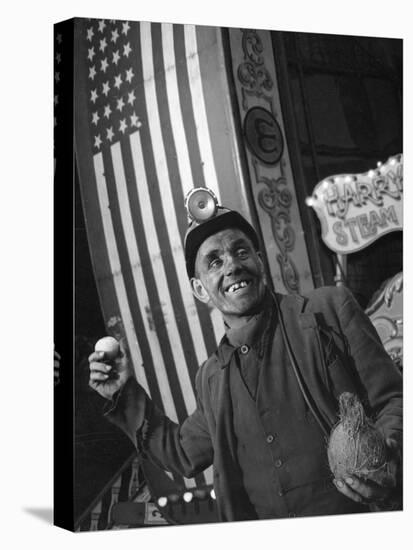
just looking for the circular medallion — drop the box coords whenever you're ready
[243,106,284,165]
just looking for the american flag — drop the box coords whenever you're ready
[74,18,253,489]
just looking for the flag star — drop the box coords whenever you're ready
[102,81,110,96]
[99,38,107,52]
[89,65,96,80]
[114,74,123,89]
[127,90,136,105]
[116,97,125,111]
[56,33,62,44]
[130,112,142,128]
[54,94,59,106]
[98,20,106,33]
[109,19,116,24]
[112,50,120,65]
[94,134,102,149]
[111,29,119,43]
[122,21,130,35]
[106,127,114,142]
[90,89,98,103]
[87,47,95,61]
[123,42,132,57]
[55,53,61,64]
[87,27,94,41]
[125,67,134,83]
[54,71,60,82]
[119,119,127,134]
[100,58,109,73]
[92,111,100,125]
[104,104,112,118]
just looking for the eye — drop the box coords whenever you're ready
[236,247,249,258]
[209,257,222,270]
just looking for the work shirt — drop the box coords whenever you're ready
[222,300,366,519]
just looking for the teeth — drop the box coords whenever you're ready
[228,280,249,292]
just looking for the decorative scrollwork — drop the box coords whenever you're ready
[241,29,264,66]
[238,29,274,110]
[237,62,273,94]
[235,29,300,293]
[257,175,299,292]
[277,254,300,293]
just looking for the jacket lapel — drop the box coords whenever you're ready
[207,353,258,521]
[278,294,338,431]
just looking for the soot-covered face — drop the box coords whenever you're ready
[190,228,266,326]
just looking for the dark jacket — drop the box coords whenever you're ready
[106,286,403,521]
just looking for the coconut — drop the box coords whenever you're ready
[327,392,395,487]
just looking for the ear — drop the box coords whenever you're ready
[190,277,210,304]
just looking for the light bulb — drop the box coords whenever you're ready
[157,496,167,507]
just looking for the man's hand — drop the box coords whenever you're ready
[89,338,133,401]
[333,438,400,508]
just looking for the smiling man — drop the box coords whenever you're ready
[190,228,266,325]
[89,195,402,522]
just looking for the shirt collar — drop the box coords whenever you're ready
[216,289,276,367]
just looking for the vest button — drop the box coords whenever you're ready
[275,459,283,468]
[278,489,285,497]
[240,345,249,355]
[266,434,274,444]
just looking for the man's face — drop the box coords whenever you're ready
[190,228,266,324]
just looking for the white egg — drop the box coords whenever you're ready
[94,336,120,360]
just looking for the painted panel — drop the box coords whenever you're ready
[228,28,314,294]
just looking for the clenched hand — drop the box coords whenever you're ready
[89,338,134,400]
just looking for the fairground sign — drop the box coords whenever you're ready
[306,154,403,255]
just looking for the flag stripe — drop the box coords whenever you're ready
[93,152,149,393]
[172,25,206,190]
[184,25,221,203]
[160,22,219,358]
[109,141,170,412]
[160,23,196,204]
[173,24,224,345]
[152,22,189,238]
[141,22,206,376]
[129,131,195,418]
[117,132,185,422]
[117,139,183,422]
[119,139,187,417]
[195,26,250,216]
[146,23,211,370]
[133,25,196,415]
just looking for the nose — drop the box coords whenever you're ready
[223,252,242,276]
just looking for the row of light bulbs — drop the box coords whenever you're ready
[305,157,400,208]
[157,488,216,508]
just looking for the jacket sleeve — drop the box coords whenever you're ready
[334,286,403,449]
[103,371,214,478]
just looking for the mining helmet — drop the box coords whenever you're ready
[184,187,260,278]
